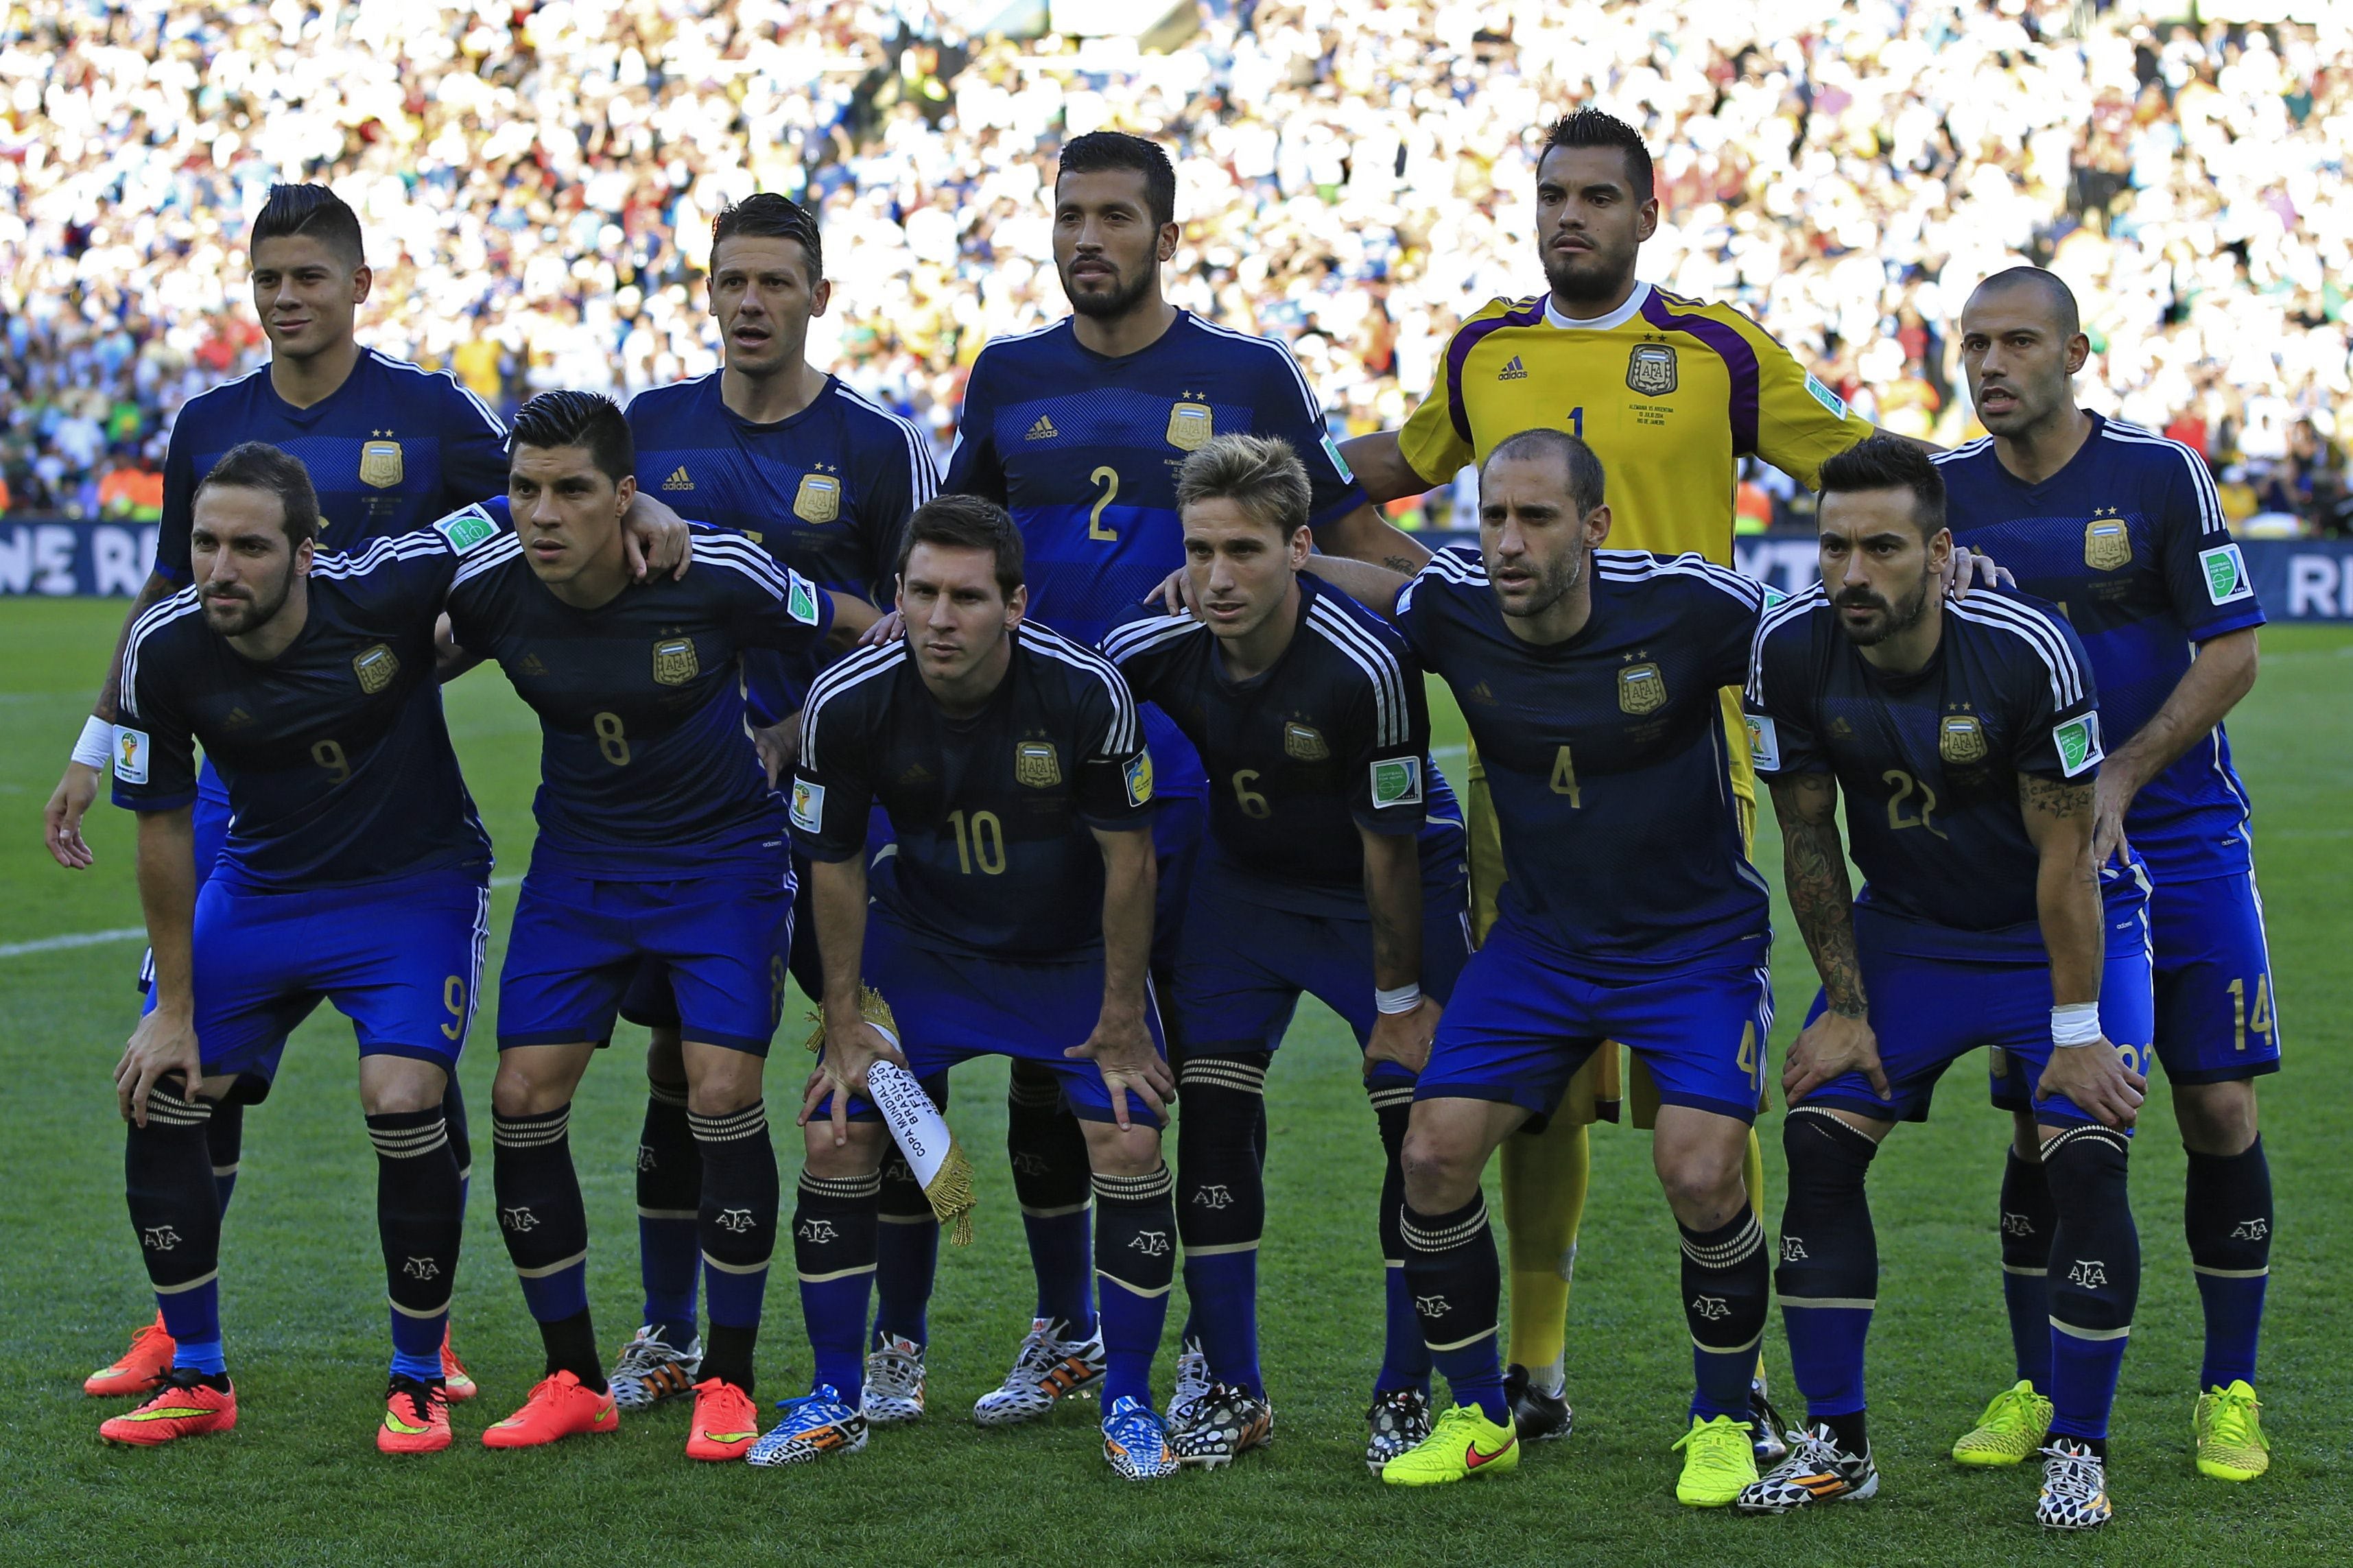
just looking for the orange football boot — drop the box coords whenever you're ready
[481,1369,619,1449]
[99,1370,237,1446]
[378,1376,453,1454]
[685,1377,761,1462]
[84,1313,175,1399]
[439,1327,477,1402]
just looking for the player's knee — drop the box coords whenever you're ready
[2173,1078,2259,1156]
[1653,1135,1749,1228]
[490,1054,578,1117]
[1399,1126,1481,1212]
[800,1119,886,1180]
[1775,1108,1879,1298]
[681,1048,763,1119]
[1080,1117,1162,1179]
[358,1057,448,1118]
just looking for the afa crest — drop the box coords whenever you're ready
[794,471,841,524]
[1939,713,1987,764]
[1166,400,1213,451]
[1282,722,1329,762]
[652,637,699,686]
[2083,515,2131,571]
[353,643,400,694]
[1617,661,1666,715]
[358,438,403,490]
[1015,740,1063,789]
[1626,343,1678,397]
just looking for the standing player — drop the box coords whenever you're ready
[608,193,933,1414]
[1741,437,2149,1530]
[1313,429,1779,1505]
[1102,434,1470,1470]
[106,442,500,1453]
[1340,109,1885,1449]
[775,496,1179,1479]
[49,185,681,1399]
[439,392,866,1460]
[1935,270,2275,1482]
[938,130,1417,1424]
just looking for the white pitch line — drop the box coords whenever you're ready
[1,873,525,960]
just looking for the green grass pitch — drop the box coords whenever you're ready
[1,599,2345,1567]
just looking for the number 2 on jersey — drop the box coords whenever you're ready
[1088,466,1120,542]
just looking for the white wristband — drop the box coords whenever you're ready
[72,716,114,771]
[1375,984,1422,1015]
[2050,1003,2103,1047]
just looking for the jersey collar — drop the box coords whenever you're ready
[1543,283,1653,334]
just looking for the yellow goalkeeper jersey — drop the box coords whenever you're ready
[1399,283,1872,564]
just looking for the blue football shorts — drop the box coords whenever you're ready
[2145,870,2280,1085]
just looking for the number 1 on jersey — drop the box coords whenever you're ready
[1089,466,1120,542]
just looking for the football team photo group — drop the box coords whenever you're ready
[14,25,2325,1556]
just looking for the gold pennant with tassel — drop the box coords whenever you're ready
[805,987,978,1246]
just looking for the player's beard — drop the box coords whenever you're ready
[1063,258,1155,321]
[1834,573,1931,646]
[202,569,294,637]
[1495,543,1586,623]
[1539,238,1636,315]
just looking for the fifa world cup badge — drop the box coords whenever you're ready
[353,643,401,694]
[1617,660,1666,715]
[652,637,699,685]
[1166,400,1213,451]
[1014,740,1062,788]
[359,438,403,489]
[2083,513,2131,571]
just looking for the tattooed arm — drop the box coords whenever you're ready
[1770,772,1889,1103]
[2019,770,2144,1127]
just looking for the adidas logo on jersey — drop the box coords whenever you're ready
[1496,355,1528,381]
[222,706,254,730]
[518,654,548,677]
[1465,680,1499,706]
[1025,415,1059,441]
[661,466,694,491]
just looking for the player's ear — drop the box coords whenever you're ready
[809,277,831,318]
[1004,583,1028,628]
[613,473,637,517]
[1634,195,1659,245]
[1156,220,1179,264]
[1583,502,1613,548]
[293,536,315,575]
[351,262,372,306]
[1926,525,1953,573]
[1287,524,1312,569]
[2064,331,2091,377]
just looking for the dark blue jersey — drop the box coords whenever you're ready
[155,348,508,586]
[1746,586,2108,960]
[627,372,936,721]
[1393,546,1771,967]
[792,623,1155,960]
[944,313,1367,649]
[1935,416,2264,883]
[113,515,500,890]
[442,509,834,879]
[1102,573,1461,917]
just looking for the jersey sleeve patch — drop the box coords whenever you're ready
[788,571,821,626]
[2053,712,2103,778]
[2199,542,2254,605]
[1803,374,1849,420]
[113,726,152,785]
[790,777,826,832]
[434,507,500,555]
[1744,713,1781,772]
[1321,433,1356,484]
[1370,755,1423,809]
[1123,751,1155,808]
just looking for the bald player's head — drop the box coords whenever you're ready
[1959,267,2090,442]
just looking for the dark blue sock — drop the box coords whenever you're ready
[164,1281,224,1376]
[128,1086,227,1377]
[874,1138,940,1346]
[206,1101,244,1215]
[1402,1193,1506,1424]
[1373,1093,1430,1393]
[794,1170,877,1403]
[492,1106,590,1323]
[1008,1070,1097,1338]
[1181,1251,1261,1397]
[1021,1206,1096,1338]
[635,1079,701,1347]
[2043,1125,2139,1442]
[2186,1137,2271,1390]
[1998,1147,2057,1392]
[1783,1305,1871,1419]
[1682,1211,1771,1424]
[1775,1107,1881,1421]
[388,1307,443,1381]
[1174,1052,1269,1395]
[1093,1167,1178,1407]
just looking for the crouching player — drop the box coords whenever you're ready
[1104,433,1469,1470]
[780,495,1181,1478]
[1740,437,2151,1530]
[108,442,498,1452]
[1312,428,1778,1503]
[438,392,866,1460]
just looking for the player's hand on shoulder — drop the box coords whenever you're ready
[755,716,801,787]
[858,608,904,648]
[44,761,102,870]
[620,490,693,581]
[2035,1035,2146,1130]
[1364,997,1440,1080]
[1782,1008,1888,1104]
[2090,772,2136,869]
[1067,1006,1172,1129]
[1941,543,2014,599]
[1144,565,1201,619]
[116,1006,202,1127]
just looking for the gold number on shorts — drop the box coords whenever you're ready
[1232,769,1272,820]
[1882,769,1945,838]
[947,808,1006,875]
[1736,1023,1758,1081]
[440,975,466,1041]
[1548,744,1581,806]
[2228,975,2273,1052]
[311,739,351,785]
[1089,466,1120,542]
[593,711,632,767]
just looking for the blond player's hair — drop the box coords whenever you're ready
[1174,433,1312,538]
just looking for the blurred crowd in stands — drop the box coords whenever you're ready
[2,1,2348,536]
